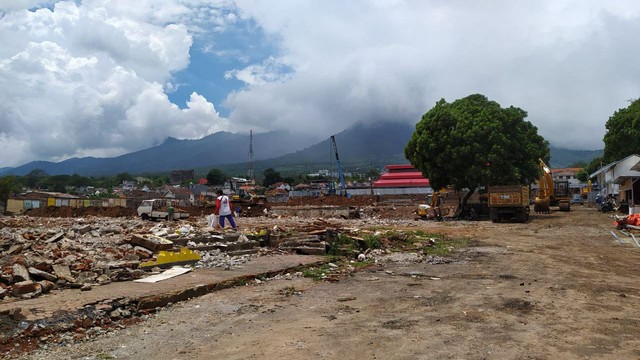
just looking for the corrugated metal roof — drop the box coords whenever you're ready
[373,178,430,187]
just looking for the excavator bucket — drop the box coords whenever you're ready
[534,197,550,213]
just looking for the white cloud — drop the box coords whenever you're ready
[3,0,640,168]
[0,0,59,12]
[0,0,230,166]
[224,0,640,150]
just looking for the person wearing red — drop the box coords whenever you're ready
[215,190,237,230]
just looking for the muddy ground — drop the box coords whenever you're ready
[10,204,640,359]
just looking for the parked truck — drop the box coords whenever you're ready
[137,199,189,221]
[488,186,530,223]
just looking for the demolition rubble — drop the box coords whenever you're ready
[0,197,455,357]
[0,197,426,303]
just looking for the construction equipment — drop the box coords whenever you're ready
[417,203,432,218]
[488,185,530,223]
[417,188,455,220]
[330,135,347,196]
[137,199,189,221]
[227,177,257,203]
[534,159,571,213]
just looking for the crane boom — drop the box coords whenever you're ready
[330,135,347,196]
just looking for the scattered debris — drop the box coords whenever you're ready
[134,266,192,283]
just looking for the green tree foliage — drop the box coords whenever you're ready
[581,156,604,181]
[206,168,227,185]
[567,161,588,182]
[603,99,640,162]
[0,176,15,213]
[24,169,48,188]
[282,176,296,185]
[405,94,549,207]
[263,168,283,187]
[40,175,71,193]
[116,172,133,184]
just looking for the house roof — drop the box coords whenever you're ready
[589,160,619,178]
[552,167,582,174]
[589,154,640,182]
[373,164,430,188]
[373,178,431,187]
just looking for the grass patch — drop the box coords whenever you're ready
[302,264,334,280]
[422,237,471,256]
[353,260,374,268]
[327,233,358,255]
[363,234,382,249]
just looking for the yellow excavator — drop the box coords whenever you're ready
[417,188,456,219]
[534,159,571,213]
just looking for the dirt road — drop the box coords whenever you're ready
[17,206,640,359]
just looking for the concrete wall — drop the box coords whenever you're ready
[290,186,433,197]
[270,206,353,218]
[7,197,127,214]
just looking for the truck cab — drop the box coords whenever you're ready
[137,199,189,221]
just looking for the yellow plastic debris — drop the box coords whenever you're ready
[139,247,201,269]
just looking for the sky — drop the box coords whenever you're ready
[0,0,639,167]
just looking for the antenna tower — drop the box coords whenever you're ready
[248,129,254,182]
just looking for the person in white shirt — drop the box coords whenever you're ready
[215,190,237,230]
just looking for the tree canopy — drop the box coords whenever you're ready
[603,98,640,162]
[206,168,227,185]
[263,168,283,187]
[405,94,549,206]
[0,176,15,214]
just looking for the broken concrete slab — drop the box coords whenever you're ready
[76,271,97,284]
[12,281,42,298]
[38,280,55,293]
[7,244,24,255]
[46,232,65,243]
[130,234,173,252]
[52,264,75,282]
[12,263,30,282]
[27,267,57,282]
[77,225,92,234]
[279,245,327,256]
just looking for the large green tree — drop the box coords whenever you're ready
[0,176,15,214]
[405,94,549,207]
[24,168,48,189]
[263,168,283,187]
[603,98,640,162]
[206,168,227,185]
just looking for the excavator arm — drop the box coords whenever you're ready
[534,159,552,213]
[534,158,571,213]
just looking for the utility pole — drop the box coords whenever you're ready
[247,129,254,183]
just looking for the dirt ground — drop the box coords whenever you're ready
[12,205,640,360]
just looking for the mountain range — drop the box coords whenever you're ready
[0,122,603,177]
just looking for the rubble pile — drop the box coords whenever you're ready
[24,206,137,218]
[0,217,153,300]
[0,217,268,302]
[285,195,378,207]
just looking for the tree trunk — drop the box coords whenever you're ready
[461,187,476,210]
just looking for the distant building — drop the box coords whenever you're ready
[170,169,195,184]
[122,180,136,191]
[551,167,582,189]
[373,165,430,188]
